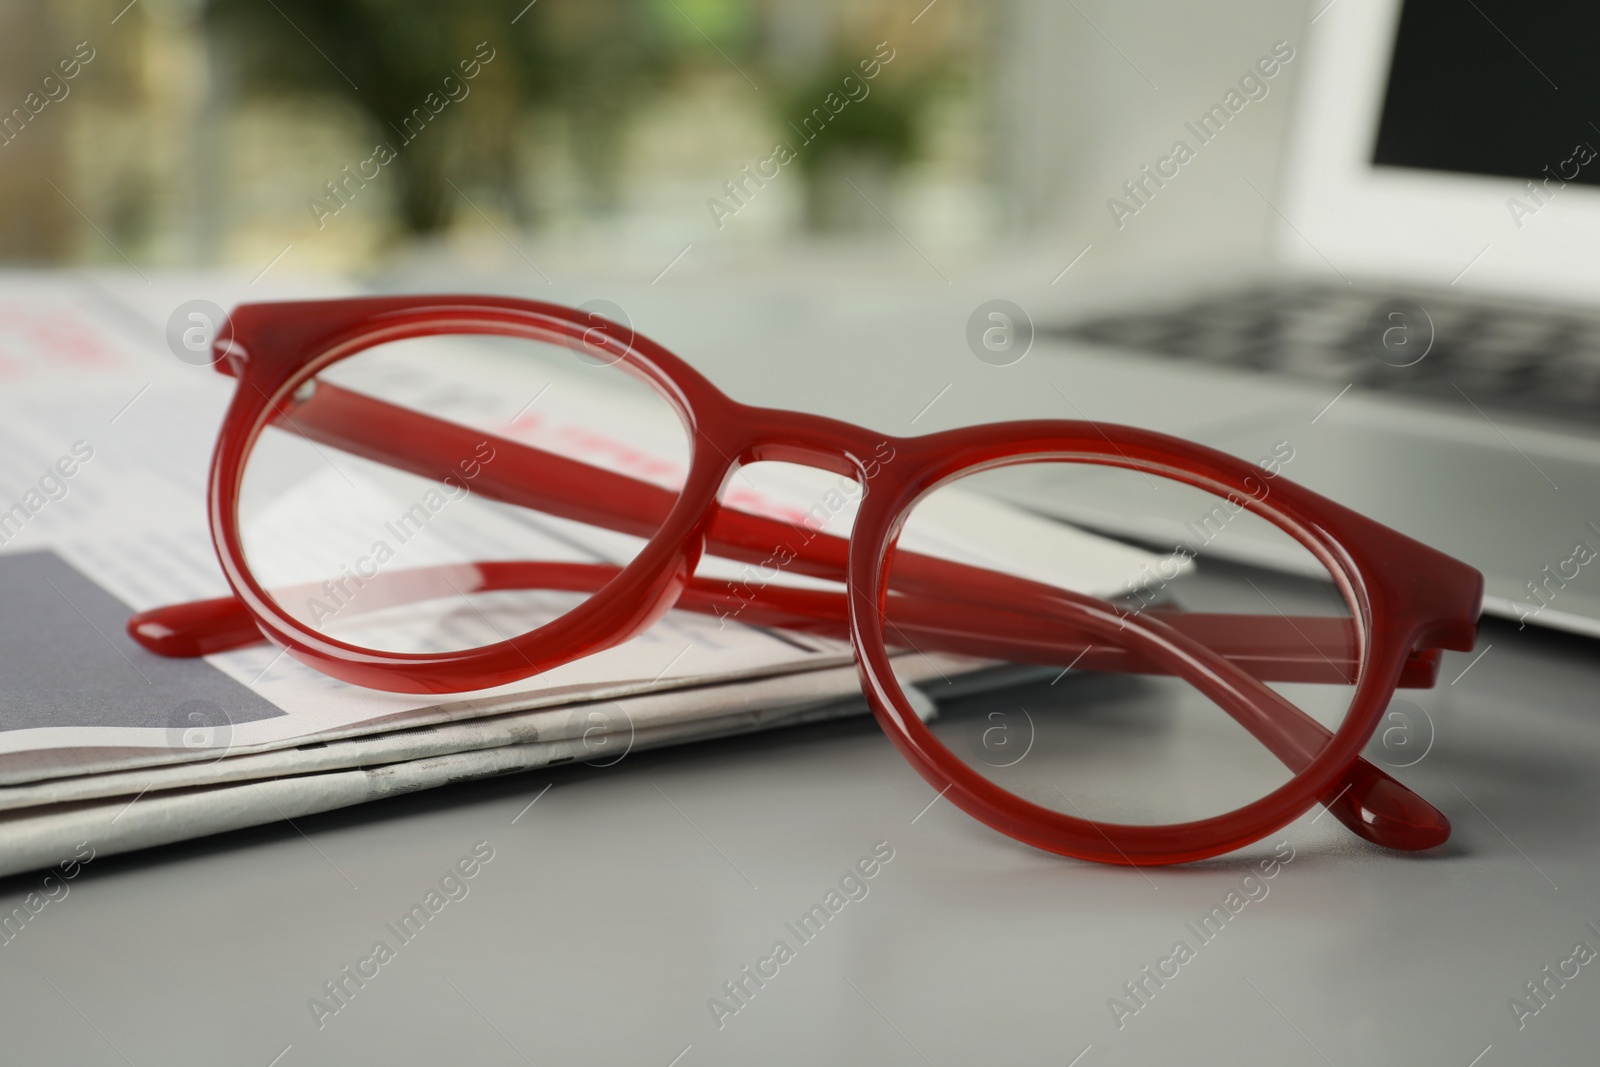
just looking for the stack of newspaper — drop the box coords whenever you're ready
[0,275,1164,878]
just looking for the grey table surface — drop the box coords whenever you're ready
[3,274,1597,1066]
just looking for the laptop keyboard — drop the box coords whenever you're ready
[1046,284,1600,421]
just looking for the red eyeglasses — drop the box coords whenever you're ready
[128,294,1482,866]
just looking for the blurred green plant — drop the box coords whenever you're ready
[783,64,918,176]
[778,50,951,231]
[202,0,968,239]
[204,0,694,234]
[648,0,751,53]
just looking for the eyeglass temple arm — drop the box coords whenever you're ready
[128,562,1435,686]
[130,558,1447,852]
[128,558,1420,674]
[273,381,1447,669]
[140,381,1445,684]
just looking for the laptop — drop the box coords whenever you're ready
[1010,0,1600,638]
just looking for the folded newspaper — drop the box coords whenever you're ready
[0,276,1166,878]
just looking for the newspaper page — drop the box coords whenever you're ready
[0,275,1168,872]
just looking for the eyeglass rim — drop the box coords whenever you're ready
[846,435,1471,864]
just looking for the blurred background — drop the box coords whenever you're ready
[0,0,1306,285]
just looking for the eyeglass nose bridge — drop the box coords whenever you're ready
[731,404,902,486]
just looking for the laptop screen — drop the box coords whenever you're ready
[1372,0,1600,187]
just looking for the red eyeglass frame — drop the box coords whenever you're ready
[129,294,1483,866]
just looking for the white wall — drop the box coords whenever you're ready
[997,0,1313,273]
